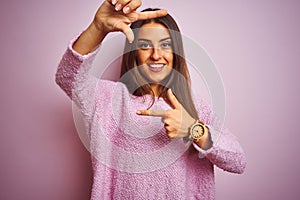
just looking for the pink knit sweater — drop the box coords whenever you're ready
[55,38,246,200]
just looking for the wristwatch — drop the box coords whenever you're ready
[188,120,208,142]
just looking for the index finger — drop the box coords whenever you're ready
[136,110,166,117]
[136,9,168,21]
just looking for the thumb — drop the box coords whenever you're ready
[167,89,181,109]
[115,22,134,43]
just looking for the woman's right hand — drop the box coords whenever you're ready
[73,0,167,55]
[93,0,167,43]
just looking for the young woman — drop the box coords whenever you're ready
[56,0,246,199]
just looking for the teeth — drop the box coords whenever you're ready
[149,64,164,68]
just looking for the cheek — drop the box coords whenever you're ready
[165,53,174,65]
[137,51,150,65]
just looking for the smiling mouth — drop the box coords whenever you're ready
[147,64,165,72]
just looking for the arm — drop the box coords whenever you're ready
[193,100,247,174]
[206,127,246,174]
[55,36,100,121]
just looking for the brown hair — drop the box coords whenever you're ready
[120,8,198,119]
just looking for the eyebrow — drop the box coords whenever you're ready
[137,37,172,42]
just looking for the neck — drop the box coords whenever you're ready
[150,84,160,97]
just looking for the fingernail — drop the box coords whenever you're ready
[123,6,130,14]
[136,111,141,115]
[112,0,117,5]
[169,88,172,94]
[115,3,122,11]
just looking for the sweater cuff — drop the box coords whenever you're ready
[192,127,218,159]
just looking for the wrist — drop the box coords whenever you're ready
[88,21,108,41]
[90,19,109,36]
[188,120,208,142]
[72,22,107,55]
[186,120,213,150]
[193,131,212,150]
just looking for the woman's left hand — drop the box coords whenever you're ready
[136,89,195,139]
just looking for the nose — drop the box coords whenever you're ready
[150,47,162,60]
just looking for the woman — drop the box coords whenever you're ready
[56,0,246,199]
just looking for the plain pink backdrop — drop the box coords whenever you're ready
[1,0,299,199]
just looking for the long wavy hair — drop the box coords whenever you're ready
[120,8,198,119]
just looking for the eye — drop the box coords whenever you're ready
[137,42,152,50]
[161,42,172,49]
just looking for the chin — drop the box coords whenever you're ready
[146,75,168,84]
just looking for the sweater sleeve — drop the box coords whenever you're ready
[193,99,247,174]
[55,35,100,122]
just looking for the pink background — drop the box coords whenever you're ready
[1,0,300,199]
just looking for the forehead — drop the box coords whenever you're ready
[137,22,171,41]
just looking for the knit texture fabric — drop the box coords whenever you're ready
[55,38,246,200]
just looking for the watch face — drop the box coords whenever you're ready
[192,124,205,139]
